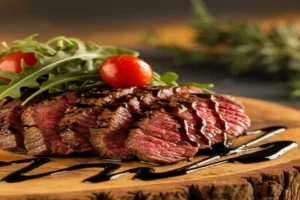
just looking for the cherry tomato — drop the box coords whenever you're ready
[0,51,37,74]
[99,55,153,87]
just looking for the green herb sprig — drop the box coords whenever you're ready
[143,0,300,99]
[0,35,213,105]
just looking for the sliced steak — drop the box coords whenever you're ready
[0,98,25,151]
[125,94,251,164]
[22,92,78,155]
[0,94,44,152]
[90,86,202,160]
[59,87,138,153]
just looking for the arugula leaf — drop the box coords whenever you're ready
[88,43,139,58]
[150,72,213,93]
[21,73,103,105]
[160,72,179,86]
[0,51,100,100]
[179,82,214,88]
[149,72,167,86]
[0,35,140,104]
[68,80,107,91]
[0,34,57,57]
[0,35,214,105]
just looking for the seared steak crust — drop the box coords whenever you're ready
[0,98,25,151]
[59,87,138,153]
[90,86,203,160]
[22,93,78,155]
[0,86,251,165]
[125,94,251,164]
[0,94,45,151]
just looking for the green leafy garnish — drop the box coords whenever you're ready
[149,72,213,92]
[160,72,179,86]
[0,35,213,105]
[0,35,138,104]
[150,72,178,86]
[0,52,99,100]
[21,73,104,106]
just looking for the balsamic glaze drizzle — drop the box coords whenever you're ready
[161,102,199,147]
[0,126,297,183]
[159,94,229,147]
[209,95,229,144]
[189,102,210,145]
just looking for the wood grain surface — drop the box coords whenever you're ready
[0,97,300,200]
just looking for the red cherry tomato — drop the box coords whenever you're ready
[0,51,37,74]
[99,55,153,87]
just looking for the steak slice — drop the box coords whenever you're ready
[22,92,78,155]
[0,95,44,152]
[0,98,25,151]
[89,86,202,161]
[59,87,138,153]
[125,94,251,164]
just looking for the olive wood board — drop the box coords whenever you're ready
[0,97,300,200]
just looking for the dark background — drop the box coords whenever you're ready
[1,0,300,43]
[1,0,300,25]
[0,0,300,108]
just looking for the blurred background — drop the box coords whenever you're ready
[1,0,300,108]
[2,0,300,46]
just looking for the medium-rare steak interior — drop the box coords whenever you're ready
[59,87,139,153]
[0,93,45,152]
[0,98,25,151]
[126,94,250,164]
[89,86,202,160]
[22,92,78,155]
[0,86,251,164]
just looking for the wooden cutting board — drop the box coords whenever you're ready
[0,97,300,200]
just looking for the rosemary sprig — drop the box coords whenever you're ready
[143,0,300,99]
